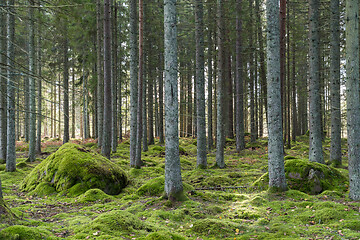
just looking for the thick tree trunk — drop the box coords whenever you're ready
[28,0,36,162]
[102,0,112,159]
[215,0,225,168]
[266,0,287,191]
[280,0,286,141]
[195,0,207,168]
[330,0,341,166]
[6,0,16,172]
[249,0,256,143]
[308,0,324,164]
[164,0,183,200]
[129,0,138,167]
[235,0,245,152]
[346,0,360,200]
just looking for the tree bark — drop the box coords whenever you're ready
[346,0,360,200]
[164,0,183,200]
[215,0,225,168]
[235,0,245,152]
[0,0,7,162]
[207,9,213,150]
[308,0,324,164]
[330,0,341,166]
[112,4,118,152]
[6,0,16,172]
[266,0,287,191]
[96,0,104,147]
[63,24,69,144]
[36,2,42,153]
[102,0,112,159]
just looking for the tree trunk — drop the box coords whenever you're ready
[159,54,164,144]
[97,0,104,147]
[215,0,225,168]
[266,0,287,191]
[112,4,118,152]
[0,0,7,162]
[235,0,245,152]
[135,0,144,166]
[207,9,213,150]
[6,0,16,172]
[28,0,36,162]
[280,0,286,142]
[308,0,324,164]
[346,0,360,200]
[102,0,112,159]
[187,62,192,138]
[71,67,75,138]
[330,0,341,166]
[249,0,256,143]
[129,0,138,167]
[63,25,69,144]
[36,2,42,153]
[164,0,183,200]
[195,0,207,168]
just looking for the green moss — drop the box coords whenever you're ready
[151,146,165,152]
[343,220,360,231]
[86,210,151,233]
[253,159,347,195]
[250,196,267,206]
[0,164,5,171]
[20,143,128,196]
[0,225,53,240]
[298,207,346,224]
[191,218,245,236]
[16,161,28,169]
[78,188,113,203]
[136,176,194,197]
[29,182,56,197]
[284,155,298,160]
[144,232,185,240]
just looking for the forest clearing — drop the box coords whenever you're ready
[0,135,358,240]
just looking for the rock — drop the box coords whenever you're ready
[20,143,128,196]
[253,159,348,195]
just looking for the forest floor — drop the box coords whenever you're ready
[0,135,359,239]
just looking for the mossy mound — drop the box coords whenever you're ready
[144,231,185,240]
[191,218,245,236]
[136,176,194,197]
[29,182,56,197]
[19,143,128,196]
[78,188,113,203]
[87,210,151,233]
[0,225,52,240]
[253,159,347,195]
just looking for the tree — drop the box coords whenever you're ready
[6,0,16,172]
[266,0,287,191]
[63,24,70,144]
[101,0,112,159]
[96,0,104,147]
[0,0,7,162]
[215,0,225,168]
[112,4,118,152]
[308,0,324,164]
[207,2,213,150]
[36,1,42,153]
[330,0,341,166]
[28,0,36,162]
[164,0,183,200]
[129,0,138,167]
[346,0,360,200]
[195,0,207,168]
[235,0,245,152]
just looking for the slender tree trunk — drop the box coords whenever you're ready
[308,0,324,164]
[207,12,213,150]
[0,0,7,162]
[63,25,69,144]
[187,62,192,137]
[36,3,42,153]
[118,4,122,141]
[6,0,16,172]
[164,0,183,200]
[148,68,154,145]
[195,0,207,168]
[286,4,291,148]
[135,0,144,166]
[129,0,138,166]
[71,67,75,138]
[97,0,104,147]
[102,0,112,159]
[112,4,118,152]
[82,66,88,139]
[58,73,61,138]
[330,0,341,166]
[28,0,36,162]
[280,0,286,141]
[215,0,225,168]
[236,0,245,152]
[266,0,287,191]
[346,0,360,200]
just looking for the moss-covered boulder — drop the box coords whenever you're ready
[20,143,128,196]
[78,188,113,203]
[253,159,347,195]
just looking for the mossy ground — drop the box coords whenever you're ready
[0,136,359,239]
